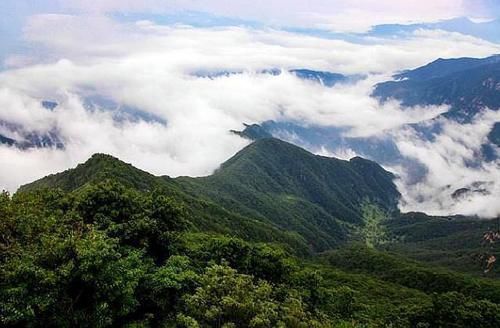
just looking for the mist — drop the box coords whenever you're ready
[0,16,499,218]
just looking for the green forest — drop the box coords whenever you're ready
[2,139,500,327]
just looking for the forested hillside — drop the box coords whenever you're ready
[3,138,500,327]
[20,138,400,252]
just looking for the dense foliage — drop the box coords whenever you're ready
[2,181,500,327]
[382,212,500,277]
[20,139,401,253]
[5,139,500,326]
[0,184,341,327]
[179,138,400,251]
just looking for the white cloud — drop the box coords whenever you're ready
[57,0,476,32]
[0,17,499,219]
[393,110,500,218]
[16,14,499,76]
[314,146,358,160]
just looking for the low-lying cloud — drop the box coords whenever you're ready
[392,110,500,218]
[0,16,499,218]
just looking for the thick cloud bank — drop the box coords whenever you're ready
[392,111,500,218]
[0,15,499,217]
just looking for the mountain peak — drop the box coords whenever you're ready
[213,137,400,217]
[231,123,273,140]
[19,138,400,251]
[19,153,160,193]
[87,152,120,163]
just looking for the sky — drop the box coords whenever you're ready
[2,0,499,66]
[0,1,499,217]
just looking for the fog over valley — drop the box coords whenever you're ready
[1,2,499,218]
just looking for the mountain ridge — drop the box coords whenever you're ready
[373,54,500,122]
[19,137,400,252]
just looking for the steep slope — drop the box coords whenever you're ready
[373,55,500,121]
[18,153,309,253]
[393,55,500,81]
[230,123,273,140]
[178,138,400,250]
[289,69,348,86]
[19,153,166,193]
[20,138,400,252]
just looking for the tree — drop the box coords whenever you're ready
[1,187,156,327]
[180,264,279,327]
[147,191,188,262]
[179,263,332,328]
[407,292,500,327]
[139,255,198,324]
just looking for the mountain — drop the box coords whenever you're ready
[231,121,428,184]
[178,138,400,250]
[0,100,64,149]
[373,54,500,121]
[20,138,400,252]
[19,153,312,252]
[393,55,500,81]
[0,122,64,149]
[228,56,500,172]
[19,153,166,192]
[378,211,500,277]
[370,55,500,164]
[11,137,500,327]
[41,100,58,110]
[489,122,500,147]
[193,68,355,87]
[0,98,165,150]
[0,134,15,146]
[25,137,497,272]
[230,123,273,140]
[235,120,403,161]
[8,162,500,327]
[288,69,349,87]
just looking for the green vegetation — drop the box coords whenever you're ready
[358,204,390,248]
[381,212,500,277]
[176,138,399,251]
[4,138,500,326]
[4,184,500,327]
[20,139,401,252]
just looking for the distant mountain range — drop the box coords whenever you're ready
[193,68,362,86]
[232,55,500,175]
[373,54,500,122]
[0,96,166,150]
[374,54,500,157]
[0,67,359,151]
[0,120,64,149]
[2,55,499,200]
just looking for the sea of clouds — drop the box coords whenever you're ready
[0,14,499,217]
